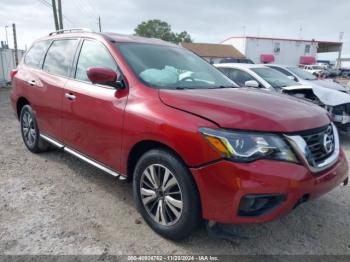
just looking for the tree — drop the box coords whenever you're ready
[134,19,193,44]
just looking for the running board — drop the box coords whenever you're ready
[40,134,122,178]
[40,134,64,148]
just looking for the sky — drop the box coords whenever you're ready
[0,0,349,60]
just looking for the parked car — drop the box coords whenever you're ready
[10,30,348,240]
[324,68,341,78]
[215,63,350,133]
[302,64,326,75]
[265,64,347,92]
[340,68,350,78]
[219,57,254,64]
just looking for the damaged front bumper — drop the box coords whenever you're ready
[327,104,350,133]
[332,113,350,125]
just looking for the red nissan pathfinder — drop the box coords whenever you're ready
[10,29,349,240]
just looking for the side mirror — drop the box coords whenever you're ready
[244,80,259,88]
[87,67,119,87]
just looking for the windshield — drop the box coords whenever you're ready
[287,67,317,80]
[251,67,298,89]
[117,43,235,89]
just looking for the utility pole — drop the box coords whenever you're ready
[242,25,246,37]
[57,0,63,30]
[337,32,344,69]
[98,16,102,32]
[299,27,303,40]
[51,0,59,30]
[12,23,18,66]
[5,25,9,48]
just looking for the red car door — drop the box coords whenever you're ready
[26,39,78,140]
[16,40,61,140]
[61,39,128,171]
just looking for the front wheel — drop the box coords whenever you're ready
[133,149,201,240]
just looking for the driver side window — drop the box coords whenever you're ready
[75,40,119,82]
[225,68,259,87]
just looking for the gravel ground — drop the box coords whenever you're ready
[0,87,350,256]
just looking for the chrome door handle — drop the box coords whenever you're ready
[27,80,36,86]
[64,93,76,100]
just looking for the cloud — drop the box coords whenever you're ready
[0,0,349,58]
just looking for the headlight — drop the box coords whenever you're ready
[199,128,298,163]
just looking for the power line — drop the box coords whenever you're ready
[37,0,75,26]
[73,0,99,30]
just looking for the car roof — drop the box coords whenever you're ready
[37,31,178,47]
[264,64,298,68]
[214,63,266,69]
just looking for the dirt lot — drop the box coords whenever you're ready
[1,87,350,255]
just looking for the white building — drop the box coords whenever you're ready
[340,57,350,68]
[221,36,342,66]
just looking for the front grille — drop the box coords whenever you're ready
[301,124,335,166]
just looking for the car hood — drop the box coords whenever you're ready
[281,83,350,107]
[311,85,350,106]
[159,88,329,132]
[280,84,313,91]
[309,79,346,92]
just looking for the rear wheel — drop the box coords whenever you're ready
[133,149,201,240]
[20,105,50,153]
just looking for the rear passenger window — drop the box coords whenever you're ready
[270,66,294,77]
[24,41,51,69]
[75,40,117,82]
[43,39,78,77]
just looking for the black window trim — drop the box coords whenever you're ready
[23,37,127,90]
[71,37,127,89]
[226,67,264,88]
[268,66,299,82]
[41,37,80,79]
[23,40,53,70]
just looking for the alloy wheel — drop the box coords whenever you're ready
[140,164,183,226]
[22,111,36,147]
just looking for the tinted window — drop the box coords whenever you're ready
[238,59,254,64]
[43,39,78,76]
[221,68,257,87]
[75,40,117,82]
[305,45,310,53]
[219,58,238,63]
[24,41,51,68]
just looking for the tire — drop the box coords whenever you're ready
[20,105,51,153]
[133,148,201,241]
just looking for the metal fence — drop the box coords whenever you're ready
[0,48,25,87]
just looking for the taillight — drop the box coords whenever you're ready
[10,69,18,80]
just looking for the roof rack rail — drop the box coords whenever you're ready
[49,28,93,36]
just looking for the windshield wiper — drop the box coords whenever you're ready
[207,85,237,89]
[173,85,237,90]
[174,86,196,90]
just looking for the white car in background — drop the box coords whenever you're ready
[303,64,325,75]
[265,64,347,93]
[215,63,350,133]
